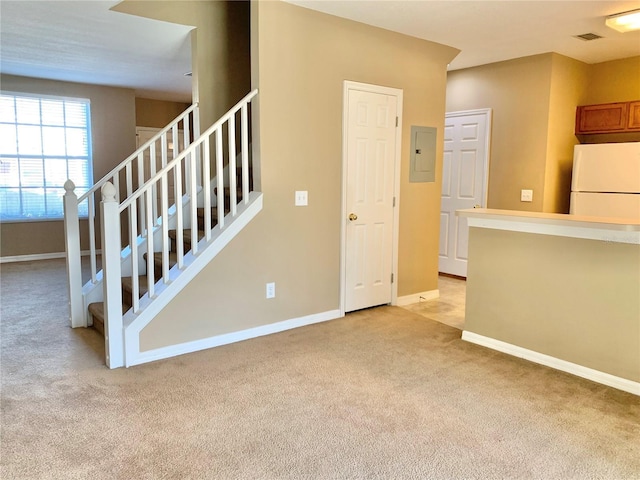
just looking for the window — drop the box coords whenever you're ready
[0,92,93,221]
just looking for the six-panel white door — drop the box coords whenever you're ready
[345,89,398,312]
[439,110,490,277]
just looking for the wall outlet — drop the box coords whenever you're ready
[266,282,276,299]
[520,189,533,202]
[295,190,308,206]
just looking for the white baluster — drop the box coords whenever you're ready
[146,188,155,298]
[174,163,184,269]
[161,132,168,169]
[202,138,212,241]
[172,124,179,158]
[88,194,97,283]
[125,163,133,198]
[241,103,250,204]
[129,203,140,313]
[161,174,170,282]
[184,120,192,201]
[192,104,201,193]
[137,152,146,234]
[63,180,85,328]
[228,115,237,216]
[150,142,158,226]
[215,128,225,228]
[189,150,198,255]
[100,182,124,369]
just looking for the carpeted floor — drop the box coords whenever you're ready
[1,259,639,479]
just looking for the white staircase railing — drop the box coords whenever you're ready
[64,103,199,328]
[64,89,259,368]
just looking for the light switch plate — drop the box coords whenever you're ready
[295,190,308,206]
[266,282,275,299]
[521,189,533,202]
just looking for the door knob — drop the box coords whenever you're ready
[473,204,481,209]
[348,213,358,221]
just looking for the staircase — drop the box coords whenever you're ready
[64,90,261,368]
[88,186,241,335]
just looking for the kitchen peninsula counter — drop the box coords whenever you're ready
[457,208,640,395]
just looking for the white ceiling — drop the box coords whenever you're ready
[1,1,639,102]
[0,1,194,101]
[286,0,640,70]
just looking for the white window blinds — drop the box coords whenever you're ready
[0,92,93,221]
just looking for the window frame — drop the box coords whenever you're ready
[0,90,94,223]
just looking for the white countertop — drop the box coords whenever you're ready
[457,209,640,244]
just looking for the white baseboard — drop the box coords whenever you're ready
[396,289,439,307]
[127,309,343,367]
[0,250,98,264]
[462,331,640,396]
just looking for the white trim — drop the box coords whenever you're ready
[127,309,343,367]
[340,81,403,315]
[462,331,640,396]
[445,108,492,208]
[461,211,640,245]
[0,249,99,264]
[396,289,439,307]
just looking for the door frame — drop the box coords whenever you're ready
[340,81,403,316]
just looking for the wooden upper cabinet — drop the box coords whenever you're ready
[575,101,640,134]
[628,101,640,130]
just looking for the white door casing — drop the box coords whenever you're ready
[341,82,402,313]
[439,109,491,277]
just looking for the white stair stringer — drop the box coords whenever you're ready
[122,191,263,367]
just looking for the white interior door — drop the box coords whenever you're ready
[439,109,491,277]
[344,84,400,312]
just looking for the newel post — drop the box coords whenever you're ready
[63,180,85,328]
[100,182,124,368]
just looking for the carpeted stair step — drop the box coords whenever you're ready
[144,251,179,282]
[88,274,151,335]
[197,207,220,228]
[88,301,130,336]
[121,275,150,307]
[168,228,205,251]
[214,187,243,205]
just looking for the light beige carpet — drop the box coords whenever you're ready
[1,259,639,479]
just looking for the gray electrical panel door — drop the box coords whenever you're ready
[409,126,437,183]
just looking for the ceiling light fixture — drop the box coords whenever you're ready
[605,8,640,33]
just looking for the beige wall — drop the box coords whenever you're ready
[465,227,640,383]
[447,54,640,214]
[585,56,640,104]
[543,54,589,213]
[580,55,640,144]
[140,0,459,350]
[113,0,251,129]
[446,54,553,212]
[135,98,190,128]
[0,75,136,257]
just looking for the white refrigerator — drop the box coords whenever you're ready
[570,142,640,219]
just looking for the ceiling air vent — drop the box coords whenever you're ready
[574,33,604,41]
